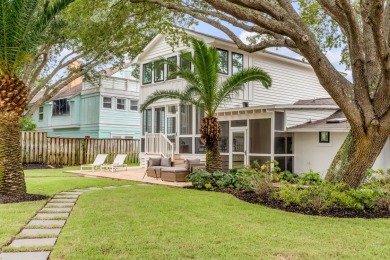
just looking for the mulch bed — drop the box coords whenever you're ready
[23,163,63,170]
[0,193,48,204]
[212,188,390,219]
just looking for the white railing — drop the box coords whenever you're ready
[145,133,174,159]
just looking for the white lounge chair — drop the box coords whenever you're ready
[80,154,108,172]
[102,154,128,172]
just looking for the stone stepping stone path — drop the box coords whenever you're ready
[0,185,131,260]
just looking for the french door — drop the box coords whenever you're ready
[230,129,247,169]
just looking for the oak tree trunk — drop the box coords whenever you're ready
[200,117,222,173]
[326,129,388,188]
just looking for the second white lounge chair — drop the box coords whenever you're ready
[102,154,128,172]
[80,154,108,172]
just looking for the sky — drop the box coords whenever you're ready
[194,21,352,81]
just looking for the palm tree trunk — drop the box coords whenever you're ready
[200,117,222,173]
[0,74,29,195]
[0,112,26,195]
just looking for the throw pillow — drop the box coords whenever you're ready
[149,157,161,166]
[161,157,171,167]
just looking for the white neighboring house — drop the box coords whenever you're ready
[134,30,390,175]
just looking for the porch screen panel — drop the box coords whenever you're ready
[154,107,165,133]
[142,109,152,135]
[274,156,293,172]
[274,132,293,154]
[196,106,205,134]
[249,119,271,154]
[179,137,192,153]
[219,121,229,153]
[180,105,193,135]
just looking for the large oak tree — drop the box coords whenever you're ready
[128,0,390,188]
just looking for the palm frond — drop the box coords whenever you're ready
[140,89,199,112]
[213,67,272,114]
[0,0,74,74]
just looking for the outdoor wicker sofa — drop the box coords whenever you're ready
[143,157,205,182]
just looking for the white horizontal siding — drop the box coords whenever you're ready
[143,36,189,62]
[286,109,337,128]
[252,54,330,106]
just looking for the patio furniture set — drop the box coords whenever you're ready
[143,157,205,182]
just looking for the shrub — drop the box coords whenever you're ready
[275,181,387,211]
[299,171,322,185]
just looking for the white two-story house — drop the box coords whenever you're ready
[134,30,390,175]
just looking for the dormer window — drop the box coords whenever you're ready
[217,49,228,74]
[52,99,70,116]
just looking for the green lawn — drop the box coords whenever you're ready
[2,168,390,259]
[51,185,390,259]
[0,167,132,248]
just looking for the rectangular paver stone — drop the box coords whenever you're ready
[60,192,83,195]
[86,187,101,190]
[40,207,72,213]
[20,228,61,236]
[50,199,77,203]
[73,189,90,192]
[35,213,69,219]
[103,186,117,189]
[9,238,57,247]
[53,195,78,199]
[0,251,50,260]
[46,203,75,207]
[27,220,66,226]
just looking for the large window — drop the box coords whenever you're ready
[232,52,243,74]
[154,107,165,133]
[180,52,191,70]
[249,119,271,154]
[52,99,70,116]
[38,107,44,121]
[116,98,126,110]
[217,49,229,74]
[103,97,112,109]
[154,60,164,82]
[180,105,193,135]
[143,63,152,84]
[167,56,177,80]
[142,109,152,135]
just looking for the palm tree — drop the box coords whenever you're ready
[140,38,272,173]
[0,0,74,196]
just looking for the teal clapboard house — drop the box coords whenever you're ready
[31,75,140,139]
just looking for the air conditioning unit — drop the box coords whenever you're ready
[243,102,249,107]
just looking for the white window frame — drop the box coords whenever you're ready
[130,100,138,111]
[116,97,126,111]
[102,96,112,109]
[38,106,44,121]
